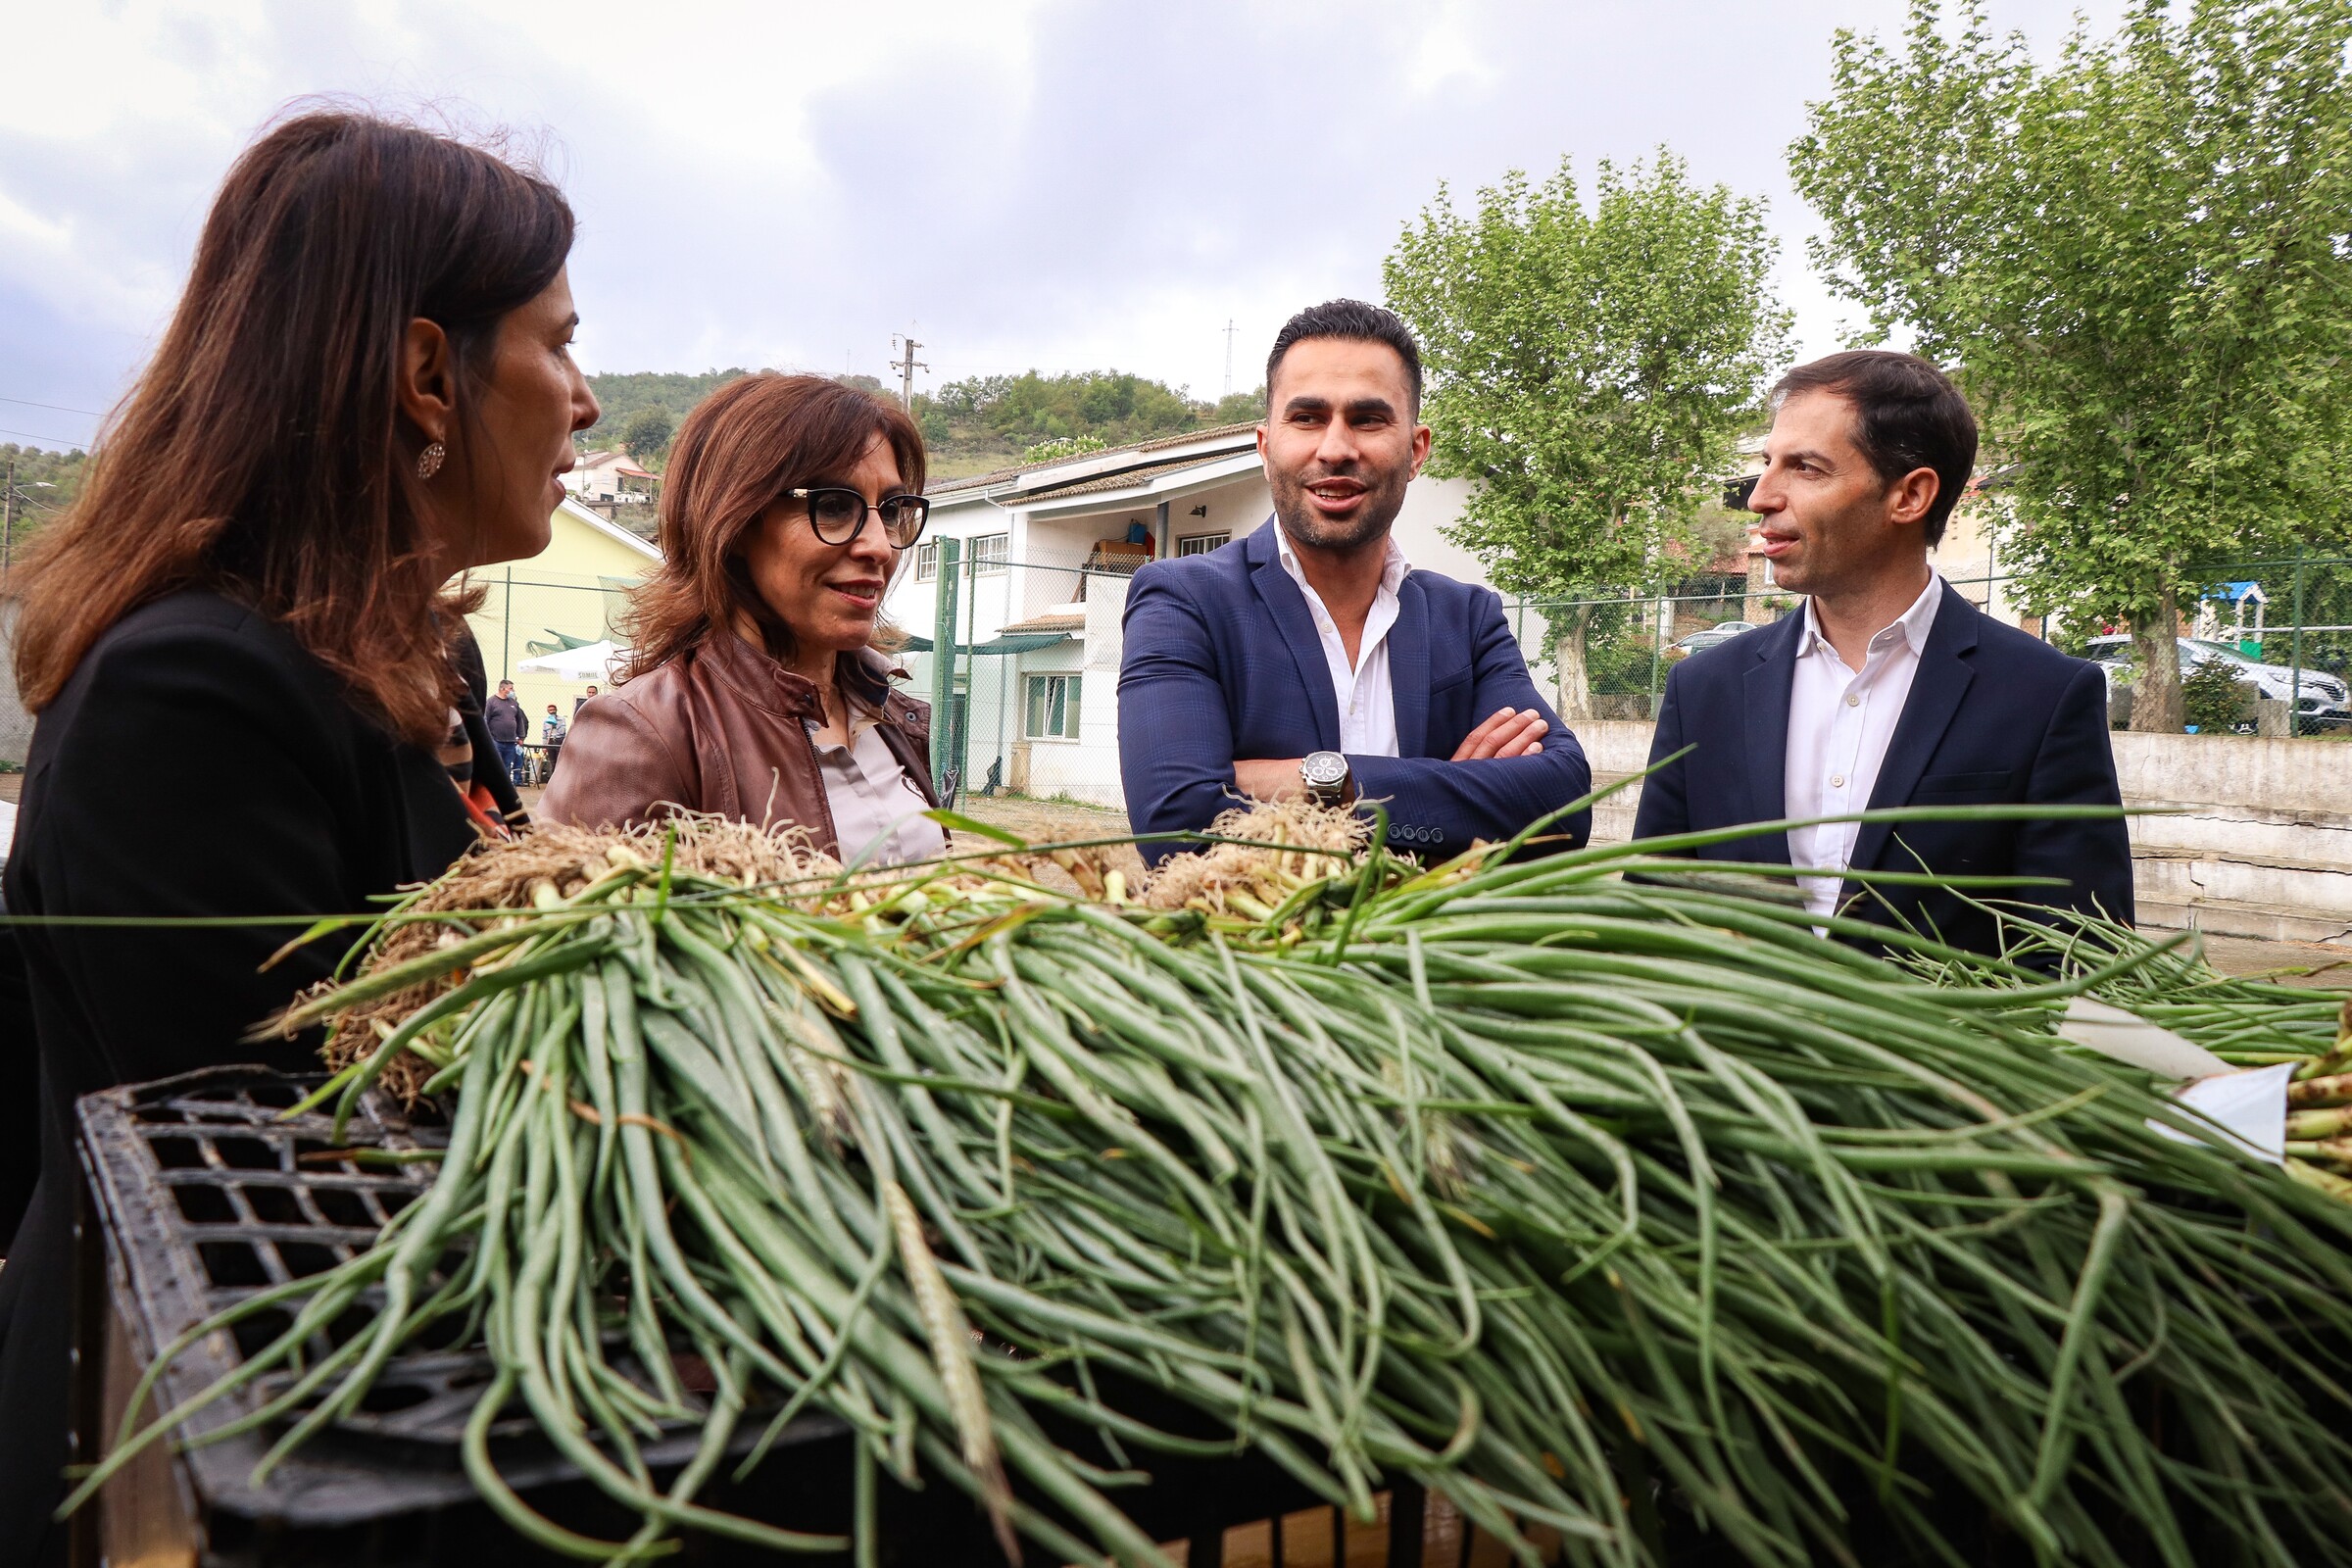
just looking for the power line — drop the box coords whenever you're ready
[0,424,87,447]
[0,394,102,416]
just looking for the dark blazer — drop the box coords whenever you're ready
[1631,581,2133,954]
[1119,519,1592,862]
[0,590,478,1563]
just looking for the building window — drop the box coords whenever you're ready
[1177,532,1230,557]
[973,533,1008,575]
[913,541,939,581]
[1025,674,1082,739]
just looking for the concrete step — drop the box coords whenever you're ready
[2135,893,2352,948]
[2132,848,2352,916]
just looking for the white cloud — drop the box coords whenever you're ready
[0,0,2132,446]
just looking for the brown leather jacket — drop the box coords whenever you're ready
[539,632,935,854]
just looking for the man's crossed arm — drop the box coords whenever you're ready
[1229,706,1547,802]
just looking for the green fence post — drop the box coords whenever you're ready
[959,537,980,793]
[931,537,962,796]
[2290,546,2307,737]
[1646,578,1666,719]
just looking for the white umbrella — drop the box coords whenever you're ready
[514,639,627,682]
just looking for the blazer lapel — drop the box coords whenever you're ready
[1245,521,1341,751]
[1389,575,1430,760]
[1850,583,1980,874]
[1741,614,1801,858]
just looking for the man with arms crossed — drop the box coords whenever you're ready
[1120,300,1591,862]
[1633,350,2132,954]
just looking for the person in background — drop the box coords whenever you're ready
[451,635,529,837]
[485,675,529,784]
[542,373,943,867]
[0,111,597,1559]
[1631,350,2132,953]
[574,681,599,715]
[542,702,568,778]
[1118,300,1591,862]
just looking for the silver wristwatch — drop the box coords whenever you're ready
[1298,750,1350,807]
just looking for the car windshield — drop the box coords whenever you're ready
[2190,640,2254,666]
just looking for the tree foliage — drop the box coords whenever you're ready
[618,407,675,464]
[1383,151,1790,713]
[1790,0,2352,730]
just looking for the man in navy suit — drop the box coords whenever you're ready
[1633,350,2132,955]
[1119,300,1591,863]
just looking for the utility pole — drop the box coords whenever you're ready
[3,457,14,577]
[1222,319,1238,400]
[890,333,927,410]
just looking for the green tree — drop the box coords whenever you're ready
[1790,0,2352,730]
[1211,386,1267,425]
[1383,151,1790,714]
[618,407,675,464]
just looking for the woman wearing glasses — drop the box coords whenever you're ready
[542,372,945,865]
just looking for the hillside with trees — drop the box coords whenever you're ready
[1,442,89,549]
[582,368,1263,480]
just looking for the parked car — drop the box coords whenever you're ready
[1668,621,1756,658]
[2084,635,2350,728]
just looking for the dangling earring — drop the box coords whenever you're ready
[416,441,447,481]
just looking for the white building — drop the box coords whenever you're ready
[564,449,658,505]
[886,423,1499,809]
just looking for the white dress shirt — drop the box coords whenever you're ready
[1785,572,1945,918]
[806,699,950,868]
[1275,528,1408,758]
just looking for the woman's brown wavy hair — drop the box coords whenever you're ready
[621,373,926,678]
[11,110,574,747]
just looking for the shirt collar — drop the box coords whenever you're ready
[1799,570,1944,662]
[1274,524,1410,601]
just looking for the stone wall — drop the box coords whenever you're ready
[1574,718,2352,947]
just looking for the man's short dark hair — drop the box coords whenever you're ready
[1773,351,1978,547]
[1266,300,1423,416]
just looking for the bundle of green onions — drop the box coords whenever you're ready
[66,805,2352,1567]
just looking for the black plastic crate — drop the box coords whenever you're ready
[71,1065,1390,1568]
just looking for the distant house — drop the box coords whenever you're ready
[565,449,658,506]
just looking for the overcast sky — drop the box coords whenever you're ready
[0,0,2127,452]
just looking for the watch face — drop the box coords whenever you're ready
[1301,751,1348,788]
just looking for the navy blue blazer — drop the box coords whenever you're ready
[1631,581,2133,954]
[1119,520,1592,862]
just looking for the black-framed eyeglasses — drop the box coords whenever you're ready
[786,487,930,549]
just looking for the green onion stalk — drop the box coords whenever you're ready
[61,805,2352,1567]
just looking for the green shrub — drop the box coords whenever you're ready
[2180,659,2254,732]
[1587,631,1660,695]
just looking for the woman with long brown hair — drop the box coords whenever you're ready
[0,111,597,1558]
[542,373,947,865]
